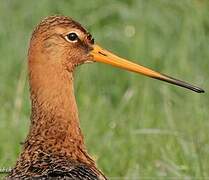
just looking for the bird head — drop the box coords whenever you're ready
[29,16,204,93]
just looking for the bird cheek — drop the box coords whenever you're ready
[62,53,75,72]
[63,54,85,72]
[76,54,90,65]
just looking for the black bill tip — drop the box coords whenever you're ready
[154,74,205,93]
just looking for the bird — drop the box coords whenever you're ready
[7,15,204,179]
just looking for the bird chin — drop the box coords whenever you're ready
[84,60,94,64]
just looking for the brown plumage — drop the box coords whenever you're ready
[8,15,204,180]
[8,16,106,180]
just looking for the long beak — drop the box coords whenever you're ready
[90,44,204,93]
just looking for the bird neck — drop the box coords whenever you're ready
[26,61,92,163]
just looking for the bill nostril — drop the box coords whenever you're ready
[98,51,107,56]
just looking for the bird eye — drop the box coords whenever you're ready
[65,32,78,42]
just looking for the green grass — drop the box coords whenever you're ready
[0,0,209,179]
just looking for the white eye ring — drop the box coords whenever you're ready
[65,32,79,43]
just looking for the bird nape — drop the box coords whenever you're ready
[8,15,204,180]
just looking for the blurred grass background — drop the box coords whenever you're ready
[0,0,208,179]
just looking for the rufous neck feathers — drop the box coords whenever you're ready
[26,47,86,157]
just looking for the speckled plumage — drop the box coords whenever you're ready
[8,16,107,180]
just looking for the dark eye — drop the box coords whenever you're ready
[66,32,78,42]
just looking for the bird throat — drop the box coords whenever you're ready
[25,61,93,164]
